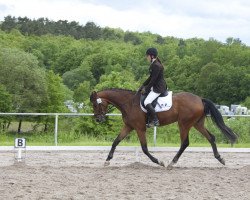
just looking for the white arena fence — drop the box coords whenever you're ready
[0,113,249,146]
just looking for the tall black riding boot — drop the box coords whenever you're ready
[145,104,159,127]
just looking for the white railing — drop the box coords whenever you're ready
[0,113,249,146]
[0,113,121,146]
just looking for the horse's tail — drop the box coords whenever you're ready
[202,98,237,144]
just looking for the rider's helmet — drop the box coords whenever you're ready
[146,47,158,57]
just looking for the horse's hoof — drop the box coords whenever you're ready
[158,160,165,167]
[167,161,175,170]
[104,161,110,166]
[167,164,173,170]
[219,158,225,165]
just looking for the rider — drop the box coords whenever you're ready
[141,47,167,127]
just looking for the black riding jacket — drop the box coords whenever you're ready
[143,59,167,93]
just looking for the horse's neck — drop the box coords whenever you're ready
[100,90,136,111]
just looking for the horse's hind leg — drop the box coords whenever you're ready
[167,123,190,169]
[105,125,132,166]
[194,117,225,165]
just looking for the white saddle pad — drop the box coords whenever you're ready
[140,91,173,113]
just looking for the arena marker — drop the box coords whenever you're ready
[14,138,26,163]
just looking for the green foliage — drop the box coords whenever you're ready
[95,71,139,91]
[198,63,249,104]
[124,31,142,45]
[73,81,92,103]
[0,16,249,142]
[1,17,248,106]
[62,64,95,90]
[242,96,250,108]
[0,84,12,112]
[226,118,250,143]
[41,70,70,113]
[53,45,85,75]
[0,84,12,131]
[0,48,47,112]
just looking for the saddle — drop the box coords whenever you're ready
[140,90,173,113]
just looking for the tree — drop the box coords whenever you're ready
[198,62,221,100]
[0,84,12,112]
[155,35,165,44]
[0,48,47,132]
[42,70,69,113]
[0,15,17,32]
[62,64,95,90]
[53,44,86,75]
[82,22,102,40]
[213,43,250,67]
[198,38,221,65]
[40,70,71,131]
[198,63,249,105]
[124,31,142,45]
[102,27,123,41]
[242,96,250,108]
[95,70,138,91]
[226,37,242,46]
[0,48,47,112]
[88,53,107,82]
[177,39,186,59]
[0,84,12,131]
[170,55,201,93]
[73,81,91,103]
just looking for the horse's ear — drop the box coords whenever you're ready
[90,91,97,102]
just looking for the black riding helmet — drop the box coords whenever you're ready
[146,47,158,57]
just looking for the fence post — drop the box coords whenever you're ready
[153,126,157,146]
[54,114,58,146]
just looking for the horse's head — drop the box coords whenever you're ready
[90,91,108,123]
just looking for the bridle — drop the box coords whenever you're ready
[94,97,115,121]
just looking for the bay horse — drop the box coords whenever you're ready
[90,89,237,168]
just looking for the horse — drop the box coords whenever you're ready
[90,88,237,168]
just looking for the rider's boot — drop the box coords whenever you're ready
[145,104,159,127]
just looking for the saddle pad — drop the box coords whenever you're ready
[140,91,173,113]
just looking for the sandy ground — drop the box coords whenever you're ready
[0,149,249,200]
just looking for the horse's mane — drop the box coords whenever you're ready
[99,88,136,94]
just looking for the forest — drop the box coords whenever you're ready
[0,16,249,144]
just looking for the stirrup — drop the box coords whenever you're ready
[146,122,154,128]
[154,119,159,126]
[146,119,159,128]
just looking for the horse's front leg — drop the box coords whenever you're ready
[136,129,165,167]
[104,125,132,166]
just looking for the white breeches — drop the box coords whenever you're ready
[144,90,161,106]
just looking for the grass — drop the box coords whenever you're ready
[1,132,249,147]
